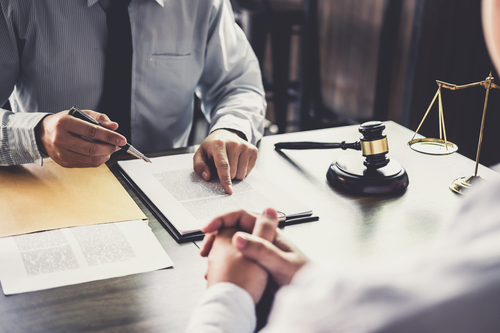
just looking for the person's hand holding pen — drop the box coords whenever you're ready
[36,109,126,168]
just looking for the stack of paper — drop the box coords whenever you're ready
[0,220,173,295]
[0,159,171,295]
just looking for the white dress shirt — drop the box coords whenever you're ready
[187,170,500,332]
[0,0,265,166]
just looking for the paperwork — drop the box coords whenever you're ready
[0,159,146,238]
[118,153,312,235]
[0,220,173,295]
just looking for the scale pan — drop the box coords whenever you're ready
[408,138,458,155]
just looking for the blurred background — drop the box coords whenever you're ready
[2,0,498,167]
[222,0,500,167]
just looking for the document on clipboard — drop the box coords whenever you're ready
[117,153,315,242]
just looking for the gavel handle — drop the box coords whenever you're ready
[274,141,361,150]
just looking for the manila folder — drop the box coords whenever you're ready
[0,159,146,238]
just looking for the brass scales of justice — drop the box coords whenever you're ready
[408,72,500,194]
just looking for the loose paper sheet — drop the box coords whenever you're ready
[0,159,147,238]
[0,220,173,295]
[118,153,311,234]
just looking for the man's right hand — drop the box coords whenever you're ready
[204,209,280,304]
[36,109,127,168]
[232,228,308,287]
[200,208,309,288]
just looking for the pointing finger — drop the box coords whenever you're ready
[212,142,233,194]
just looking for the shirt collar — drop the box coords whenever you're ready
[87,0,164,7]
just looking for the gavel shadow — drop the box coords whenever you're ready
[274,148,318,181]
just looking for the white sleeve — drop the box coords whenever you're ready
[186,282,256,333]
[261,176,500,333]
[196,0,266,145]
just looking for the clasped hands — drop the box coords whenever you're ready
[200,208,308,304]
[36,109,256,193]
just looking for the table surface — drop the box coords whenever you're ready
[1,121,497,333]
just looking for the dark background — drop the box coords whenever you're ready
[234,0,500,167]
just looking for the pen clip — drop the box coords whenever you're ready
[68,106,100,125]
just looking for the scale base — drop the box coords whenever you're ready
[327,155,409,195]
[449,175,481,194]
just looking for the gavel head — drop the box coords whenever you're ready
[358,121,390,169]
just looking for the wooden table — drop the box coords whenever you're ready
[0,121,496,332]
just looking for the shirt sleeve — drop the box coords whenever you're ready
[0,110,50,166]
[0,1,49,166]
[196,0,266,145]
[186,282,256,333]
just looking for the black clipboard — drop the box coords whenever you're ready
[116,165,204,243]
[115,163,319,244]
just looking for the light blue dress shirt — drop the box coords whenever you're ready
[0,0,265,166]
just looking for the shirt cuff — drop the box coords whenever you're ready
[210,114,260,146]
[6,112,51,166]
[186,282,256,333]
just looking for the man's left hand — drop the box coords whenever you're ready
[205,228,268,304]
[193,129,257,194]
[204,208,279,304]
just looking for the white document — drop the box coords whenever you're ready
[118,153,311,234]
[0,220,173,295]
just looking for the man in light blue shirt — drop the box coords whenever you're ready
[0,0,265,194]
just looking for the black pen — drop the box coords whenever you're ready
[278,215,319,228]
[68,106,152,163]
